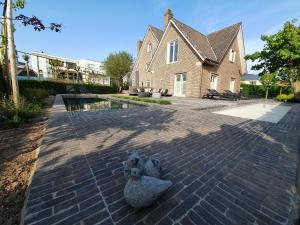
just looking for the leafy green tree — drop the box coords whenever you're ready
[103,51,133,90]
[49,59,63,79]
[245,19,300,99]
[260,72,277,99]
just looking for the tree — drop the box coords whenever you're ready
[103,51,133,91]
[260,72,277,99]
[0,0,62,107]
[245,19,300,99]
[48,59,63,79]
[22,53,29,76]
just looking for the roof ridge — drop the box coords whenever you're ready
[171,18,208,38]
[208,22,242,36]
[149,25,163,32]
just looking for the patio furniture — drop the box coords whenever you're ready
[160,89,168,96]
[138,92,151,97]
[205,89,223,99]
[129,87,138,95]
[205,89,236,101]
[152,92,161,98]
[223,90,240,101]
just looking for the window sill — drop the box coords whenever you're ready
[167,61,179,65]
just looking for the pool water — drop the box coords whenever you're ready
[63,97,142,112]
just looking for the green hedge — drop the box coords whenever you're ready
[240,84,293,98]
[18,80,118,95]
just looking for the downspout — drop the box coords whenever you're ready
[199,61,204,98]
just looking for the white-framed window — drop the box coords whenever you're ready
[229,49,236,63]
[167,40,179,64]
[147,43,152,53]
[210,74,219,90]
[146,80,151,87]
[230,78,236,92]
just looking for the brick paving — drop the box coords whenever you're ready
[23,95,300,225]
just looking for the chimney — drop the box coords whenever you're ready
[137,40,143,56]
[164,9,173,30]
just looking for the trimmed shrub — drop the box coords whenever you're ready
[276,93,296,102]
[241,84,293,98]
[18,80,118,95]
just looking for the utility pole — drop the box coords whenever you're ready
[6,0,19,107]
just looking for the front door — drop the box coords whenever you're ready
[174,74,186,97]
[210,74,218,90]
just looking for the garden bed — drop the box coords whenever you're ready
[0,96,54,225]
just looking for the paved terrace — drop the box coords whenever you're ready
[23,95,300,225]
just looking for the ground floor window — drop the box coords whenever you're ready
[146,80,151,87]
[210,74,218,90]
[230,78,236,92]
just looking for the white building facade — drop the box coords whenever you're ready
[31,52,110,85]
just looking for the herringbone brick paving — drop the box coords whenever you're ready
[24,98,300,225]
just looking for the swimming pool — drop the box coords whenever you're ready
[63,97,143,112]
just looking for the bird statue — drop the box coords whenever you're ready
[124,168,172,208]
[124,151,145,180]
[144,156,161,178]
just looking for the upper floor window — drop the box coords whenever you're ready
[229,49,236,63]
[145,62,150,72]
[147,43,152,53]
[167,40,178,64]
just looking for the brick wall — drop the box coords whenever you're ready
[149,24,202,97]
[201,35,243,97]
[134,28,159,87]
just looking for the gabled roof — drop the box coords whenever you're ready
[149,26,163,42]
[207,23,242,62]
[172,18,218,63]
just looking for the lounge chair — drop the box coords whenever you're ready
[205,89,223,99]
[205,89,236,100]
[223,90,240,100]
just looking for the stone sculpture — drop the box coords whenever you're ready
[144,156,161,178]
[124,151,145,180]
[124,168,172,208]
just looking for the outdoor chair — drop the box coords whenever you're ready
[160,89,168,96]
[223,90,240,101]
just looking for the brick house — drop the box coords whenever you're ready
[130,9,247,97]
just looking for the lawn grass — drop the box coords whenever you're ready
[112,95,172,105]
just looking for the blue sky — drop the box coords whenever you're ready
[14,0,300,72]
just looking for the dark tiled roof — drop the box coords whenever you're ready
[149,26,163,42]
[172,18,218,62]
[207,23,242,62]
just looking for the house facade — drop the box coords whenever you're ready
[130,9,247,97]
[31,52,110,85]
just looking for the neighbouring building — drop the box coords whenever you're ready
[31,52,110,85]
[130,9,247,97]
[241,74,262,85]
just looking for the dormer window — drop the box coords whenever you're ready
[167,40,178,64]
[229,49,236,63]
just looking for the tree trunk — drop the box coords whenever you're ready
[25,61,29,77]
[293,80,300,101]
[265,87,269,99]
[6,0,19,107]
[1,15,10,92]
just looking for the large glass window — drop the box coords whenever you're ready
[168,40,178,63]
